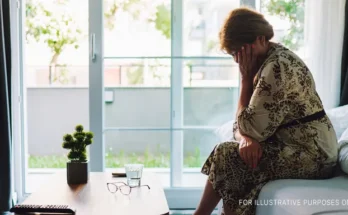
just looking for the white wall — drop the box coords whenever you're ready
[27,87,238,157]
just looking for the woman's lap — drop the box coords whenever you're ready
[201,140,332,215]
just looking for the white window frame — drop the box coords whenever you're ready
[170,0,184,187]
[12,0,28,203]
[89,0,105,172]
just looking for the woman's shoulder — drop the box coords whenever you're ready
[264,43,307,68]
[255,43,312,88]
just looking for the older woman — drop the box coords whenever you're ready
[194,8,338,215]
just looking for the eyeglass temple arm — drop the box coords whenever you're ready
[109,183,150,189]
[109,182,127,186]
[129,185,151,189]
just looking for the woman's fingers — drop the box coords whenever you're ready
[239,137,263,168]
[246,150,253,168]
[248,149,259,169]
[238,136,263,169]
[239,139,249,165]
[240,138,251,167]
[258,147,262,160]
[245,44,251,59]
[238,51,241,64]
[240,149,247,163]
[241,46,246,65]
[239,140,245,161]
[251,44,257,64]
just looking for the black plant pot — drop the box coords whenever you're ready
[67,161,89,184]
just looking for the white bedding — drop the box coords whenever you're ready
[338,128,348,174]
[256,176,348,215]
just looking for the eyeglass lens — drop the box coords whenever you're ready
[107,183,118,193]
[119,185,131,195]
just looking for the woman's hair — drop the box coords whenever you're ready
[219,7,274,55]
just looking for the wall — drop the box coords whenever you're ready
[27,87,238,157]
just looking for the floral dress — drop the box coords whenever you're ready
[201,43,338,215]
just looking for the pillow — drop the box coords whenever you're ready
[338,127,348,174]
[214,120,234,142]
[326,105,348,139]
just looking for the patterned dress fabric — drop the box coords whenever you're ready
[201,43,338,215]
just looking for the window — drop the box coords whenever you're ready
[23,0,89,193]
[13,0,305,207]
[260,0,305,59]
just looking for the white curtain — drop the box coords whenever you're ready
[305,0,345,109]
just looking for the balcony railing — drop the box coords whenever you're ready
[26,58,239,87]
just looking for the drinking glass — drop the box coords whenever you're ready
[124,164,144,186]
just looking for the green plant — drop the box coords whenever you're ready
[62,125,94,162]
[26,0,83,84]
[184,147,204,168]
[263,0,304,51]
[126,65,144,85]
[104,0,144,30]
[104,0,171,39]
[150,4,171,39]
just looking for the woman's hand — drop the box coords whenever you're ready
[239,135,262,169]
[235,44,258,81]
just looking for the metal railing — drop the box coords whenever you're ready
[26,62,238,87]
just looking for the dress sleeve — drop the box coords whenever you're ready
[237,60,290,142]
[232,121,239,141]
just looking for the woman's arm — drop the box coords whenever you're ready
[234,79,254,141]
[235,79,263,169]
[236,79,254,122]
[237,60,289,142]
[234,44,264,169]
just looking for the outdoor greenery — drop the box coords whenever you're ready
[29,147,205,168]
[26,0,305,87]
[26,0,171,85]
[104,0,143,30]
[150,4,171,39]
[105,0,171,39]
[26,0,83,84]
[263,0,304,51]
[62,125,94,162]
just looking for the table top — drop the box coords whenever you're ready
[22,172,169,215]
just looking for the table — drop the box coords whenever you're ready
[20,172,170,215]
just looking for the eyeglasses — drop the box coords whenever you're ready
[106,182,150,195]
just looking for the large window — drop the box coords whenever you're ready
[15,0,305,207]
[23,0,89,193]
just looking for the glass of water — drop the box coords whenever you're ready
[124,164,144,186]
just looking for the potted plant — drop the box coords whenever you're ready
[62,125,93,184]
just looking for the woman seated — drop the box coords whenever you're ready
[194,7,338,215]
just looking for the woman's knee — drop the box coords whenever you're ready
[211,141,245,173]
[222,201,236,215]
[215,141,239,155]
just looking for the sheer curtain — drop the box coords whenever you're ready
[304,0,346,109]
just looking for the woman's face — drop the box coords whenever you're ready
[231,36,269,64]
[251,36,269,57]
